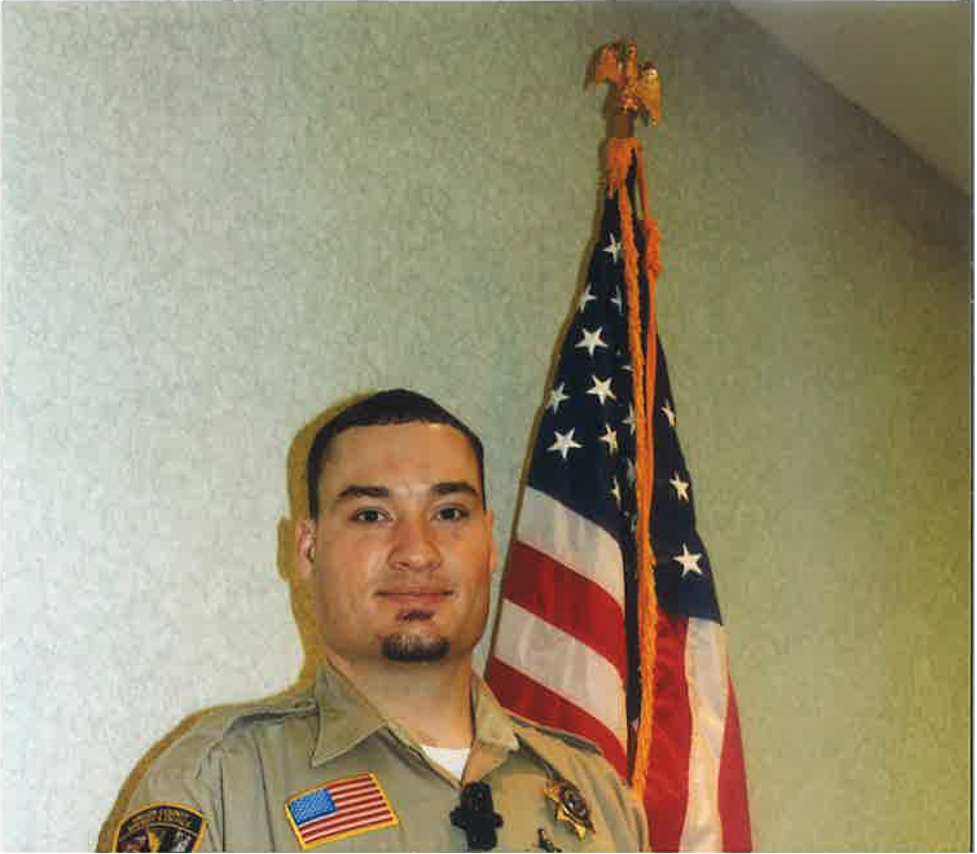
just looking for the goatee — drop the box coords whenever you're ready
[381,634,450,663]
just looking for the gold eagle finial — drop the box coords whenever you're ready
[594,41,662,127]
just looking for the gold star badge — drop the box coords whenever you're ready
[544,780,594,840]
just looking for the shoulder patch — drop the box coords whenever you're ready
[114,803,206,852]
[508,713,603,755]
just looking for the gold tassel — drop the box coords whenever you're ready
[604,136,660,802]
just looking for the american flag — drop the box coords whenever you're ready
[285,774,398,849]
[486,144,752,851]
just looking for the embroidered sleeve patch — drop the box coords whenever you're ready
[285,773,399,849]
[114,803,206,852]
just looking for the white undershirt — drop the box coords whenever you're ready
[421,744,471,781]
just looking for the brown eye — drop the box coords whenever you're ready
[436,507,469,522]
[353,509,386,523]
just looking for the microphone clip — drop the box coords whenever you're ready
[450,781,504,851]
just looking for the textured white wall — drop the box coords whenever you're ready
[2,4,970,851]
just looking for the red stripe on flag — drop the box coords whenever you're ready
[330,779,377,796]
[646,611,692,853]
[333,786,380,799]
[718,680,752,852]
[319,795,387,815]
[503,540,629,685]
[304,805,393,839]
[304,799,387,825]
[302,809,386,839]
[485,657,628,776]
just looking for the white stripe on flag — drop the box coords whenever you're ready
[516,486,625,611]
[492,600,627,748]
[680,618,729,852]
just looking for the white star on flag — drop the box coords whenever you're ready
[662,400,676,428]
[603,233,623,263]
[587,375,616,406]
[623,403,636,435]
[611,286,624,314]
[548,382,570,414]
[576,327,608,357]
[610,477,622,506]
[577,284,596,313]
[669,472,690,501]
[598,424,619,453]
[548,428,582,460]
[675,544,704,577]
[625,457,637,486]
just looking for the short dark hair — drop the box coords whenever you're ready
[306,389,486,518]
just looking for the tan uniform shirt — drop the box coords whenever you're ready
[114,666,648,852]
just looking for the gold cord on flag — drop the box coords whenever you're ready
[595,41,664,804]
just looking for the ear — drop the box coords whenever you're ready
[296,517,318,581]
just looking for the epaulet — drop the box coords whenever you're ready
[507,711,603,756]
[155,691,318,777]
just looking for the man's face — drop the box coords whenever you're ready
[298,422,497,668]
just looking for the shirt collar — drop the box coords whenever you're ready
[310,663,519,766]
[310,664,386,766]
[470,671,520,753]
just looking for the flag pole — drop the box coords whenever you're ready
[593,40,663,800]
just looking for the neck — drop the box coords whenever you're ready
[326,652,475,748]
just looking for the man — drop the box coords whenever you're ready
[112,390,648,852]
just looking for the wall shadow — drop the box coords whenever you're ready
[96,396,367,850]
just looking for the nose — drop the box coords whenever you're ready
[389,516,441,572]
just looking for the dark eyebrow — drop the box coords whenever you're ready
[333,485,391,505]
[431,481,480,501]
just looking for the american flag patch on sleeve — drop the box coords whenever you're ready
[285,773,399,849]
